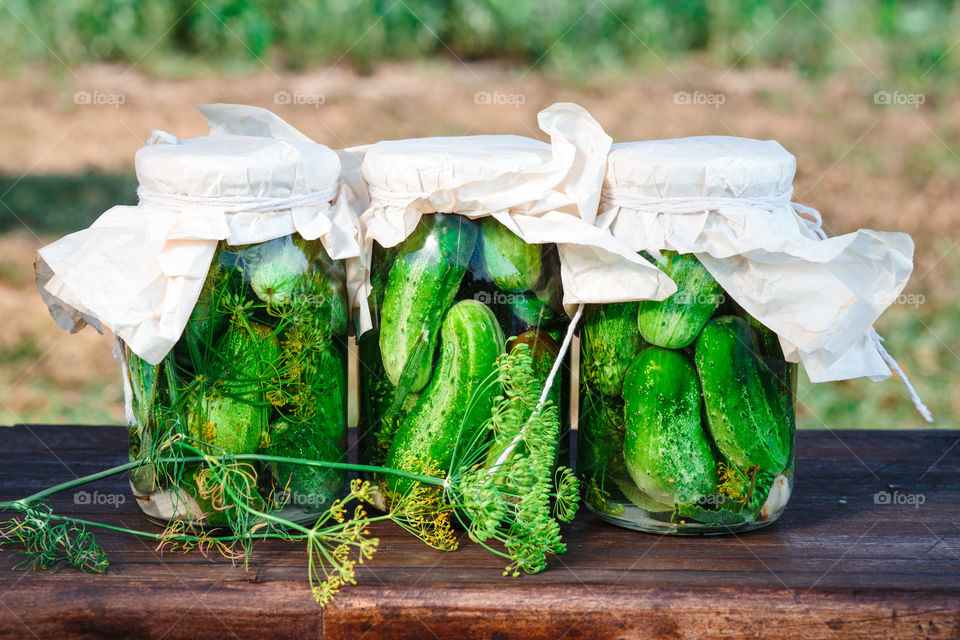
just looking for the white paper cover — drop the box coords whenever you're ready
[595,136,915,384]
[36,104,364,365]
[353,103,673,333]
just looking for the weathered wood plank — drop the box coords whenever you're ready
[0,425,957,639]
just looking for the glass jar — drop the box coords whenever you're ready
[578,251,796,534]
[127,233,349,526]
[358,213,570,493]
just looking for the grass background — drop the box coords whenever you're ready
[0,0,957,429]
[3,0,960,82]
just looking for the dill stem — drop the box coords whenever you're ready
[0,453,444,514]
[30,512,300,544]
[230,455,445,489]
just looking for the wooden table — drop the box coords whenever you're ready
[0,425,957,639]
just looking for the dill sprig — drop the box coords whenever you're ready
[380,456,459,552]
[306,479,381,605]
[395,343,581,576]
[0,445,407,607]
[0,502,108,574]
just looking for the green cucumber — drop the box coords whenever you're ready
[186,388,264,455]
[611,476,674,513]
[384,300,505,494]
[622,347,718,506]
[695,316,792,475]
[638,251,723,349]
[127,350,160,493]
[676,500,749,526]
[302,341,348,447]
[478,218,541,292]
[367,243,395,324]
[749,314,783,361]
[748,314,796,444]
[380,214,478,392]
[291,269,347,336]
[243,236,309,306]
[265,420,345,513]
[275,305,347,448]
[183,259,229,354]
[581,302,644,397]
[507,290,558,329]
[176,255,234,372]
[187,322,279,454]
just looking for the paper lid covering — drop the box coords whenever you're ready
[349,104,675,334]
[362,135,551,195]
[605,136,795,199]
[136,134,341,200]
[36,105,366,366]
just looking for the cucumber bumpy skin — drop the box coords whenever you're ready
[622,347,719,506]
[187,322,279,455]
[265,421,346,513]
[695,316,792,475]
[478,217,542,292]
[380,214,478,392]
[581,302,644,397]
[638,251,723,349]
[302,341,348,448]
[384,300,505,495]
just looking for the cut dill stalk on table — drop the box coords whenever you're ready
[0,343,579,605]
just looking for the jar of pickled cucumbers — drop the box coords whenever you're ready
[353,133,610,499]
[358,211,569,470]
[579,291,797,534]
[36,115,364,526]
[125,232,349,526]
[580,135,917,533]
[580,137,808,533]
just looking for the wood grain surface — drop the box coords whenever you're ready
[0,425,957,639]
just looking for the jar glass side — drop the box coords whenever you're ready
[357,213,571,497]
[126,233,349,526]
[578,252,796,534]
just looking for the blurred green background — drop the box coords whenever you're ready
[2,0,959,81]
[0,0,956,429]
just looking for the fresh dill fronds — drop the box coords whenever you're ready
[395,343,580,576]
[0,502,108,574]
